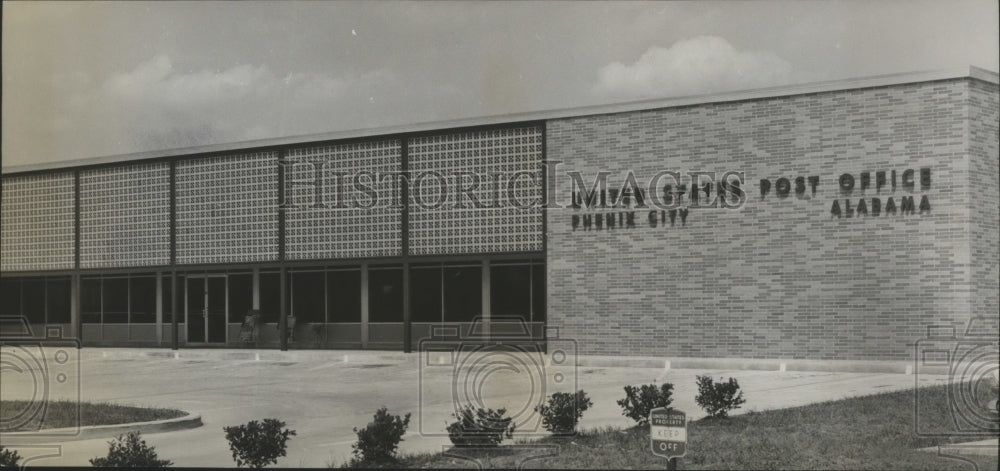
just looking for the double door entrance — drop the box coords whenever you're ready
[187,275,227,344]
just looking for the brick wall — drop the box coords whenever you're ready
[547,78,994,360]
[968,79,1000,338]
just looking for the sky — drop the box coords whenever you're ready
[2,1,998,169]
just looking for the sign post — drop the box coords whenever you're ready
[650,408,686,470]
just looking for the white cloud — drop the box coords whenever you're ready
[593,36,793,100]
[64,55,400,155]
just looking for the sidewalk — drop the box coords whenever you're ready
[1,347,956,467]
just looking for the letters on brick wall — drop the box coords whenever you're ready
[569,167,932,230]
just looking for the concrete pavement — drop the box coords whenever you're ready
[0,347,957,468]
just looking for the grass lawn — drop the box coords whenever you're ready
[0,400,186,432]
[392,385,998,470]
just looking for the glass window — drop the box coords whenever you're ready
[187,277,205,342]
[102,277,129,324]
[22,278,46,324]
[532,264,545,323]
[327,270,361,323]
[411,267,442,323]
[259,272,289,323]
[443,266,481,323]
[161,275,184,324]
[292,271,325,323]
[46,278,72,323]
[81,278,102,323]
[0,278,20,317]
[130,276,157,323]
[491,265,531,322]
[368,268,402,322]
[228,274,253,323]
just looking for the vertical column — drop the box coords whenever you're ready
[279,267,288,351]
[170,160,179,350]
[156,272,163,345]
[71,274,80,343]
[171,272,178,349]
[277,150,288,351]
[74,171,80,269]
[403,264,410,352]
[540,124,548,256]
[360,264,369,349]
[540,125,550,345]
[482,260,490,339]
[73,171,81,343]
[401,139,411,353]
[252,268,260,310]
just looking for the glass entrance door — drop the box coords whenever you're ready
[187,275,227,344]
[206,277,226,343]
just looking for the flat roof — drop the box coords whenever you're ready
[4,66,997,175]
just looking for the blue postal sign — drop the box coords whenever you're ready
[650,408,686,458]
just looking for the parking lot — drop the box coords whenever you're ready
[1,348,949,468]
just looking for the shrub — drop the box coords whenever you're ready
[695,375,747,418]
[1,446,22,468]
[446,406,515,447]
[88,431,172,468]
[223,418,297,468]
[617,383,674,425]
[534,390,593,434]
[350,407,411,465]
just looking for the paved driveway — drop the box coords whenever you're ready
[1,348,950,468]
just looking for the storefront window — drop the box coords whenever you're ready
[102,277,129,324]
[532,263,546,323]
[161,275,184,324]
[327,269,361,323]
[411,266,442,323]
[46,277,72,323]
[292,271,325,323]
[443,266,480,323]
[259,272,289,323]
[0,278,21,317]
[228,274,253,323]
[368,268,402,322]
[22,278,46,324]
[130,276,157,323]
[490,265,531,322]
[81,278,102,323]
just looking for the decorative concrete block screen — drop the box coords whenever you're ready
[176,152,278,264]
[0,172,76,271]
[409,126,544,255]
[284,140,402,259]
[80,163,170,268]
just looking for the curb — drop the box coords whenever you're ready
[78,347,965,375]
[0,413,203,443]
[574,355,917,374]
[85,347,405,364]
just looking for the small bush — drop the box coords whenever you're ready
[534,390,593,434]
[350,407,411,465]
[446,406,515,447]
[1,446,22,468]
[88,431,172,468]
[617,383,674,425]
[695,375,747,418]
[223,418,297,468]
